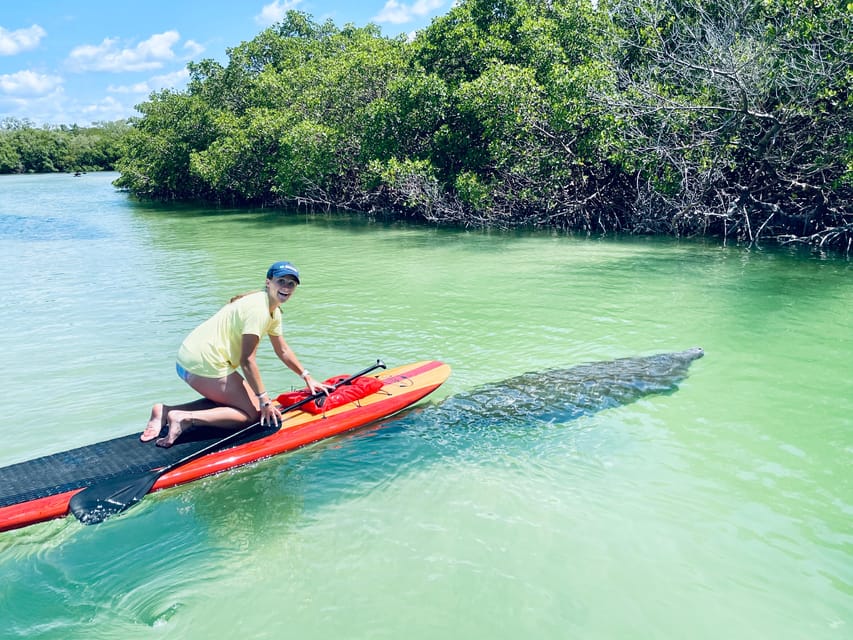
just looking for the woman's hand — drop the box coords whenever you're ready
[259,400,282,427]
[305,374,334,396]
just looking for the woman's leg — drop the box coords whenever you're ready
[156,372,259,448]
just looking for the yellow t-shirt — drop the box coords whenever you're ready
[176,290,282,378]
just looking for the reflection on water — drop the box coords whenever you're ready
[0,213,109,241]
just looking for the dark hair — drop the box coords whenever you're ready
[229,290,259,303]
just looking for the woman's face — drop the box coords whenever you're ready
[267,275,299,306]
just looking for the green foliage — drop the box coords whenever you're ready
[363,72,450,162]
[188,109,290,201]
[601,0,852,245]
[455,170,494,209]
[114,91,217,199]
[275,119,342,196]
[108,0,852,251]
[118,12,410,206]
[0,118,129,174]
[0,135,22,173]
[371,156,438,205]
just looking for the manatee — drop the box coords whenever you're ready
[427,347,705,426]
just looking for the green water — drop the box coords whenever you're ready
[0,172,850,639]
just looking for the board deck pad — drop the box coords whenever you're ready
[0,424,278,509]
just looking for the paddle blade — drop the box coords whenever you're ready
[68,471,160,525]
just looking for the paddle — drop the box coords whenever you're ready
[69,359,387,525]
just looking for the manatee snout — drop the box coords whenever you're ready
[683,347,704,360]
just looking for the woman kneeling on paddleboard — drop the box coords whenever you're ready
[141,261,332,448]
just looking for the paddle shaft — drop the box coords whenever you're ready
[155,359,387,477]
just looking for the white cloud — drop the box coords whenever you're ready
[0,79,134,126]
[66,31,183,72]
[0,85,67,124]
[0,24,47,56]
[374,0,446,25]
[0,69,62,96]
[80,95,133,121]
[183,39,205,58]
[107,68,190,95]
[256,0,303,26]
[106,80,149,95]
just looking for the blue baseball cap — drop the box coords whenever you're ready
[266,261,300,284]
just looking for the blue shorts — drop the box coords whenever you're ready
[176,362,191,382]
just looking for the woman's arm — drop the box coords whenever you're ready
[239,333,281,426]
[239,333,264,396]
[269,334,331,394]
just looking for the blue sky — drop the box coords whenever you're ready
[0,0,453,127]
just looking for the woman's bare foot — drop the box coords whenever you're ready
[141,403,166,442]
[156,411,193,448]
